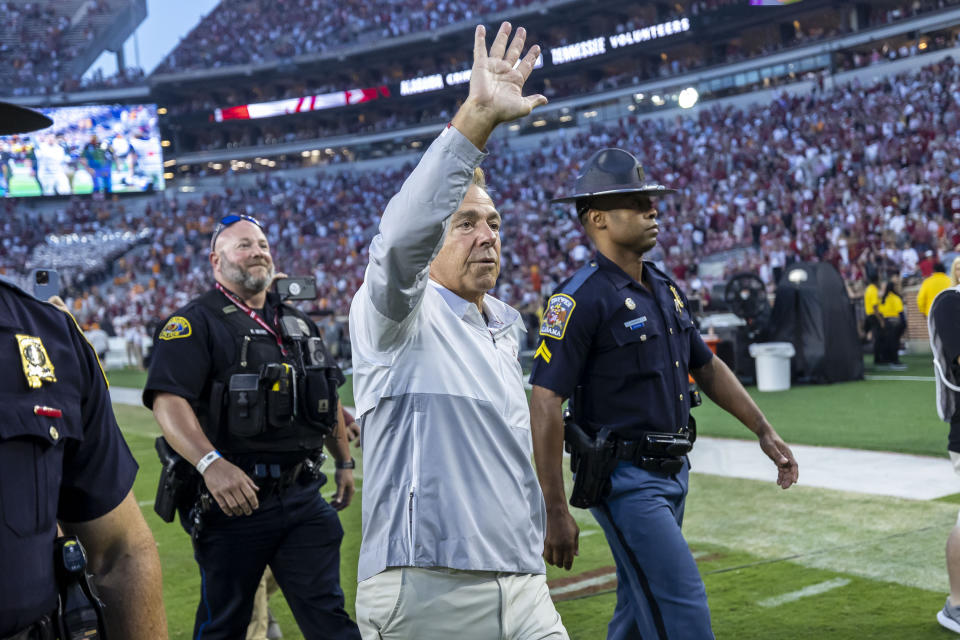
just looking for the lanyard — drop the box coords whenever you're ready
[215,282,288,356]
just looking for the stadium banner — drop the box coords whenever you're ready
[0,104,164,198]
[213,86,391,122]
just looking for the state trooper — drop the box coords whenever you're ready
[528,148,799,639]
[144,214,361,639]
[0,101,166,640]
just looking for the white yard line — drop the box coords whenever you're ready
[865,375,935,381]
[550,572,617,596]
[757,578,851,608]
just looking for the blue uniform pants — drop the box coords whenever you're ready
[590,460,713,640]
[192,479,360,640]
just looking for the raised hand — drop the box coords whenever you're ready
[452,22,547,149]
[469,22,547,124]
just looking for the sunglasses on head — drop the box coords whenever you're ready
[210,214,264,250]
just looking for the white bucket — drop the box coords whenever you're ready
[748,342,796,392]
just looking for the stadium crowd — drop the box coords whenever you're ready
[3,0,954,99]
[168,2,960,156]
[6,56,960,349]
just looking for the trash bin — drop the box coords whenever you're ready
[748,342,795,391]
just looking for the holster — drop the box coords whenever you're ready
[154,437,200,524]
[564,418,620,509]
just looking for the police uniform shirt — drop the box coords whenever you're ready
[0,281,137,636]
[529,253,714,439]
[933,291,960,448]
[142,288,344,463]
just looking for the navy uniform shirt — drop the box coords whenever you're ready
[529,253,714,439]
[143,288,344,464]
[0,280,137,636]
[932,289,960,450]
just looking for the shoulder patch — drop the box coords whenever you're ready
[540,294,576,340]
[159,316,192,341]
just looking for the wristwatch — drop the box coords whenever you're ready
[335,458,356,470]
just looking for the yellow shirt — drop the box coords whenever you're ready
[877,292,904,318]
[917,272,952,316]
[864,283,879,315]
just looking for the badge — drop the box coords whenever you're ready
[670,286,685,315]
[535,341,552,363]
[222,305,237,314]
[625,298,636,310]
[540,294,575,340]
[17,334,56,389]
[159,316,192,341]
[624,316,647,331]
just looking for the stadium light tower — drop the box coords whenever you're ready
[678,87,699,109]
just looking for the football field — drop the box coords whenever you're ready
[110,354,959,639]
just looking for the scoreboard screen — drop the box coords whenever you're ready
[0,103,164,198]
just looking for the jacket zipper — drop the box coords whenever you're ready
[408,409,421,560]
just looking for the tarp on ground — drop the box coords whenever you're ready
[766,262,864,383]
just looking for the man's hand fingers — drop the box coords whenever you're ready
[516,44,541,82]
[503,26,526,66]
[240,484,259,511]
[473,24,487,65]
[543,546,555,567]
[526,94,548,111]
[489,21,512,60]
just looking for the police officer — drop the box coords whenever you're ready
[144,214,361,639]
[528,149,799,640]
[0,103,167,640]
[930,281,960,633]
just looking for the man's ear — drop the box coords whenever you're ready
[587,208,606,231]
[209,250,219,271]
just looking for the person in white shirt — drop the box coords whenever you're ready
[349,22,568,640]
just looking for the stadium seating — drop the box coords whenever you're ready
[7,55,960,339]
[0,0,145,96]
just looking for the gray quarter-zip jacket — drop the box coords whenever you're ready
[349,126,547,582]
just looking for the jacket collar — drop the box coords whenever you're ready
[428,280,523,335]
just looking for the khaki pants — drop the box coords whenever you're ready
[356,567,568,640]
[246,567,280,640]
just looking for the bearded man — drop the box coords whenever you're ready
[144,214,361,639]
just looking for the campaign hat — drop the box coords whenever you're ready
[0,101,52,135]
[551,148,676,203]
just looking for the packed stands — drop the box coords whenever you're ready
[154,0,558,74]
[1,0,146,96]
[6,54,960,344]
[161,0,960,161]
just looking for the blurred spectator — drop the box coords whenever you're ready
[85,321,109,362]
[877,280,907,368]
[918,263,953,316]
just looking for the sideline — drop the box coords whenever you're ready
[111,387,958,501]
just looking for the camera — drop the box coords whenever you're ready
[31,268,60,300]
[274,276,317,301]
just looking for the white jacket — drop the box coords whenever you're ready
[349,127,546,581]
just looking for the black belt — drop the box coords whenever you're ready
[2,617,56,640]
[249,461,305,496]
[614,431,693,475]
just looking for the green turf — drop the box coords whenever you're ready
[106,367,148,389]
[113,351,956,638]
[695,354,948,458]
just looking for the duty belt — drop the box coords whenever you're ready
[613,430,693,475]
[1,616,56,640]
[248,462,306,496]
